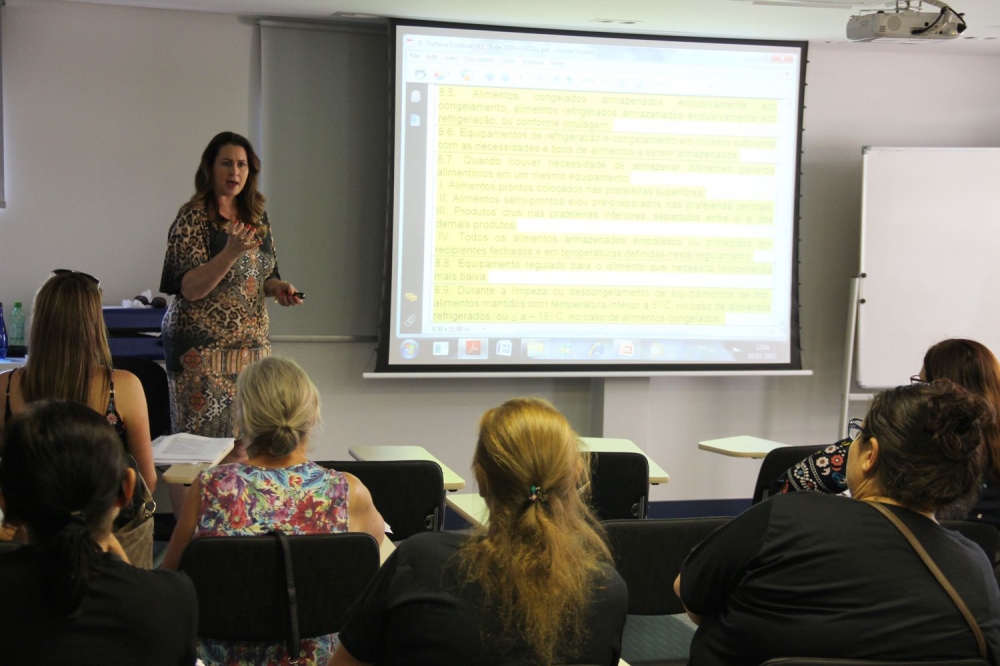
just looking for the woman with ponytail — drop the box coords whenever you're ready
[330,397,628,666]
[0,401,196,665]
[161,356,385,666]
[676,381,1000,664]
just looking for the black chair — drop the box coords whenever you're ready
[112,355,171,440]
[179,532,379,658]
[0,542,22,555]
[590,452,649,520]
[752,445,827,504]
[316,460,445,540]
[761,659,988,665]
[940,520,999,561]
[604,517,730,666]
[604,517,730,616]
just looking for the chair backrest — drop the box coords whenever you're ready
[179,532,379,642]
[752,445,827,504]
[112,355,171,439]
[590,452,649,520]
[316,460,445,540]
[604,517,730,615]
[0,541,23,555]
[940,520,1000,561]
[761,659,989,665]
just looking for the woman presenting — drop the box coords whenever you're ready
[160,131,302,441]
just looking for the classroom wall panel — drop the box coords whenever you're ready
[0,0,253,306]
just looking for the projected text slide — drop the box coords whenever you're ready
[430,86,778,328]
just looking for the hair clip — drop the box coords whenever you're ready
[528,484,545,503]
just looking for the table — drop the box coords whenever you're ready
[161,440,235,485]
[348,445,466,491]
[446,492,490,528]
[698,435,789,459]
[580,437,670,484]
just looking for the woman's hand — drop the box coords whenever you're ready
[270,280,304,307]
[222,221,260,260]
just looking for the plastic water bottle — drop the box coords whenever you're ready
[0,303,7,360]
[8,302,24,347]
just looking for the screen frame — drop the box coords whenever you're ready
[375,18,807,376]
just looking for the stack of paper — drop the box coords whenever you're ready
[152,433,234,465]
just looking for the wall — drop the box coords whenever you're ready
[0,0,254,306]
[3,1,1000,501]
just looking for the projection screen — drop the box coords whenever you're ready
[376,20,806,375]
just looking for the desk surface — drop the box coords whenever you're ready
[163,463,215,485]
[580,437,670,484]
[698,435,789,459]
[349,445,466,491]
[161,439,235,485]
[446,493,490,528]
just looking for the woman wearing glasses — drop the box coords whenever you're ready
[776,339,1000,525]
[0,271,157,565]
[676,380,1000,664]
[159,131,302,445]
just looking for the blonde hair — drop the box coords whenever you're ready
[22,273,113,404]
[458,397,613,665]
[235,357,320,457]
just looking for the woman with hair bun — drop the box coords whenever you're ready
[676,380,1000,664]
[778,338,1000,525]
[330,397,628,666]
[0,401,197,665]
[161,356,385,666]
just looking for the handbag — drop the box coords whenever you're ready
[113,453,156,569]
[864,500,987,659]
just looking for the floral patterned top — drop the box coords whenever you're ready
[194,461,350,666]
[774,439,851,496]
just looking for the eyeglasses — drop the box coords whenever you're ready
[52,269,100,286]
[848,417,865,441]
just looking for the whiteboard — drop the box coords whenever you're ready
[857,147,1000,388]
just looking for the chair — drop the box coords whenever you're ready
[752,445,826,504]
[940,520,999,561]
[316,460,445,540]
[112,355,171,440]
[604,517,730,666]
[604,517,730,616]
[0,542,22,555]
[761,659,988,665]
[590,452,649,520]
[179,532,379,657]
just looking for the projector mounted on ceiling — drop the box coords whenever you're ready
[846,0,967,41]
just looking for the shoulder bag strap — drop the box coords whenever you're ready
[864,500,986,659]
[271,530,301,663]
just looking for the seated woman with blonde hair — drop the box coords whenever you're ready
[0,270,156,566]
[330,396,628,666]
[162,356,385,666]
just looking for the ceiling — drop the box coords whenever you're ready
[43,0,1000,52]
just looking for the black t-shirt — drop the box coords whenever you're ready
[338,531,628,666]
[679,493,1000,665]
[0,548,198,665]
